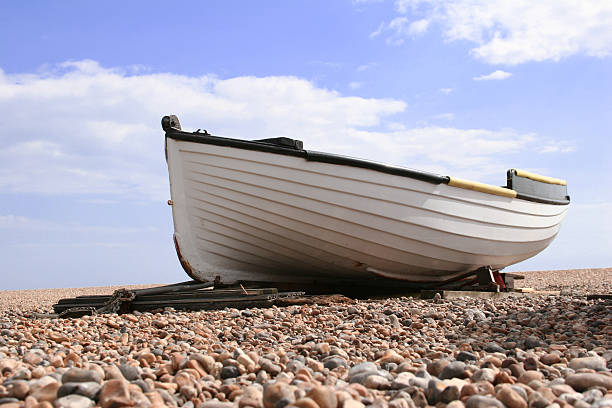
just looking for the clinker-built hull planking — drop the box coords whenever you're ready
[163,116,569,286]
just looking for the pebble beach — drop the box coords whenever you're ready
[1,268,610,408]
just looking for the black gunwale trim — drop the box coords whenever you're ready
[516,193,570,206]
[165,127,448,185]
[166,128,307,159]
[164,124,569,206]
[304,151,448,184]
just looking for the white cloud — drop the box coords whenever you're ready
[369,22,385,38]
[438,87,453,95]
[0,60,573,200]
[384,0,612,65]
[473,70,513,81]
[385,17,431,44]
[349,81,363,90]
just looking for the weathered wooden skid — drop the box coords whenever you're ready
[52,283,305,317]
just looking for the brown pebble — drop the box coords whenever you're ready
[98,379,133,408]
[31,382,61,403]
[24,396,38,408]
[292,398,319,408]
[496,386,526,408]
[427,360,449,377]
[23,352,44,366]
[527,390,550,408]
[460,384,477,398]
[7,380,30,399]
[493,371,513,385]
[48,332,69,344]
[342,400,365,408]
[199,401,234,408]
[377,350,403,365]
[347,384,368,398]
[518,370,543,385]
[550,384,575,397]
[263,382,295,408]
[0,403,22,408]
[508,364,525,379]
[306,386,337,408]
[539,353,561,366]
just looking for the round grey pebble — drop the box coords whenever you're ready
[456,351,477,362]
[439,361,467,380]
[119,364,141,381]
[323,357,347,370]
[484,342,505,353]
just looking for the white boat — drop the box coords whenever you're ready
[162,115,569,289]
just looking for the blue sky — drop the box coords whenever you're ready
[1,0,610,289]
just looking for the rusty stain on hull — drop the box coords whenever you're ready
[173,234,201,282]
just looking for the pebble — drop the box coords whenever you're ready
[323,357,347,370]
[465,395,505,408]
[569,356,607,371]
[518,370,543,384]
[220,366,240,379]
[57,382,101,400]
[98,380,131,408]
[62,369,103,385]
[263,382,295,408]
[439,361,467,380]
[306,386,336,408]
[540,353,561,365]
[456,351,477,362]
[471,368,495,383]
[0,276,609,408]
[496,385,526,408]
[53,394,95,408]
[566,373,612,391]
[484,342,505,353]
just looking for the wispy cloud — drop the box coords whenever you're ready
[473,70,513,81]
[384,17,431,45]
[357,62,378,72]
[349,81,363,90]
[371,0,612,65]
[0,60,573,199]
[438,87,453,95]
[369,22,385,38]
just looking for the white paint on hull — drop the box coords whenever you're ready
[166,139,567,284]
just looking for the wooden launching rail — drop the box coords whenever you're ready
[51,281,305,318]
[46,270,532,318]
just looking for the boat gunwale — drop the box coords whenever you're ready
[164,125,569,206]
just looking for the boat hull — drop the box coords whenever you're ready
[166,137,568,285]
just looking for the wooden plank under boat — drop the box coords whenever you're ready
[162,115,569,287]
